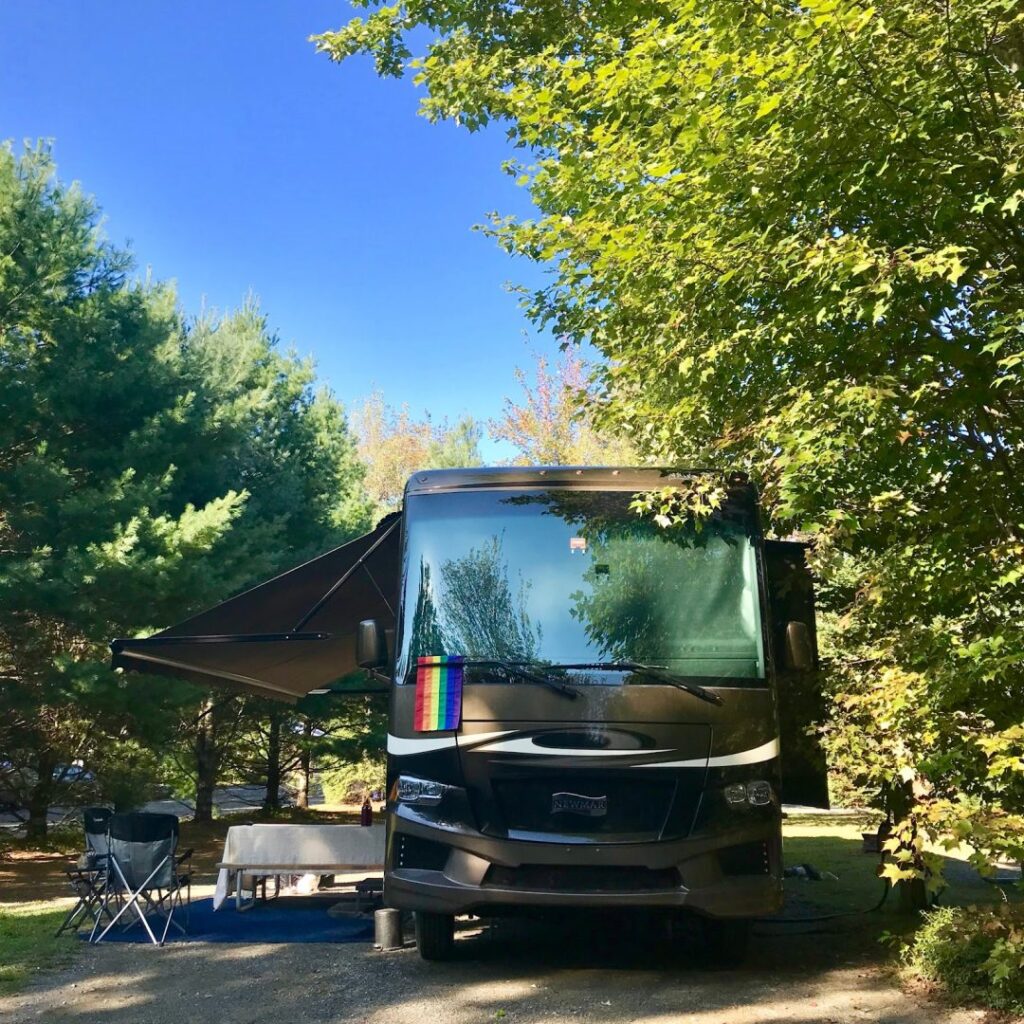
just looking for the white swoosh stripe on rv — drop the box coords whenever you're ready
[470,736,673,757]
[386,733,780,767]
[386,730,514,756]
[387,735,457,755]
[631,737,780,769]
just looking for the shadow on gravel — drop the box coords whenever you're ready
[0,905,955,1024]
[442,903,889,976]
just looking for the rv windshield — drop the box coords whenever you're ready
[396,489,765,684]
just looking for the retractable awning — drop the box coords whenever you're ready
[110,513,401,702]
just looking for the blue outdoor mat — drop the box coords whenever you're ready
[80,896,375,944]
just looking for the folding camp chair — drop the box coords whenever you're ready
[56,807,114,937]
[92,812,192,946]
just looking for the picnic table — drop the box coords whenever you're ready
[213,823,386,911]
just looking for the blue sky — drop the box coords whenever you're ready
[0,1,557,460]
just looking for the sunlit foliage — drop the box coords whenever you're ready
[317,0,1024,872]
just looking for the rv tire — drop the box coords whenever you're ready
[415,911,455,961]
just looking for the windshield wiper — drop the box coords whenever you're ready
[459,660,579,700]
[549,662,725,706]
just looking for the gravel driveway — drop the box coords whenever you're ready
[0,912,985,1024]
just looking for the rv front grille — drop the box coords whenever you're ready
[491,776,678,840]
[483,864,681,892]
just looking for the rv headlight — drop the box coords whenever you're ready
[746,780,773,806]
[396,775,447,806]
[723,783,748,807]
[723,779,773,807]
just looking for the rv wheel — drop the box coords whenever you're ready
[700,917,751,966]
[415,911,455,961]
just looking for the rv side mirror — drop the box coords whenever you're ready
[356,619,387,670]
[784,620,814,672]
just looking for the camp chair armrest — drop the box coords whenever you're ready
[175,848,194,864]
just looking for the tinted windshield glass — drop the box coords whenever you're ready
[397,489,765,683]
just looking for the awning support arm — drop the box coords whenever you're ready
[290,517,400,633]
[359,562,395,619]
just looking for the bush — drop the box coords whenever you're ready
[903,904,1024,1014]
[319,756,386,805]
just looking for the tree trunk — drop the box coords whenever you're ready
[897,877,929,912]
[25,750,56,842]
[296,718,312,810]
[262,711,282,813]
[885,782,931,912]
[193,697,221,824]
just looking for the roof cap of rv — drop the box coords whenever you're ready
[403,466,755,497]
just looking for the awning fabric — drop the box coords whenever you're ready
[110,513,401,702]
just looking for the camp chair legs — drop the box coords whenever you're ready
[55,873,100,937]
[92,852,189,946]
[56,866,121,937]
[55,885,95,937]
[138,884,189,938]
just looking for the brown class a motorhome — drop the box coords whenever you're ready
[112,466,827,963]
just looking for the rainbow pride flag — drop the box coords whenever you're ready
[414,655,464,732]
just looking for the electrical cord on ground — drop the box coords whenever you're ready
[753,878,892,929]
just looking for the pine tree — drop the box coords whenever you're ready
[0,145,374,833]
[0,144,248,836]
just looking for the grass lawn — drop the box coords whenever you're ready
[783,812,890,915]
[781,812,1011,919]
[0,900,78,996]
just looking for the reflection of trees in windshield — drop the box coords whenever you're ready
[505,491,756,666]
[503,489,634,533]
[408,537,541,663]
[570,520,753,666]
[438,535,541,662]
[407,558,446,659]
[503,487,752,536]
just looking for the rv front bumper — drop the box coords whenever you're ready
[384,814,783,919]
